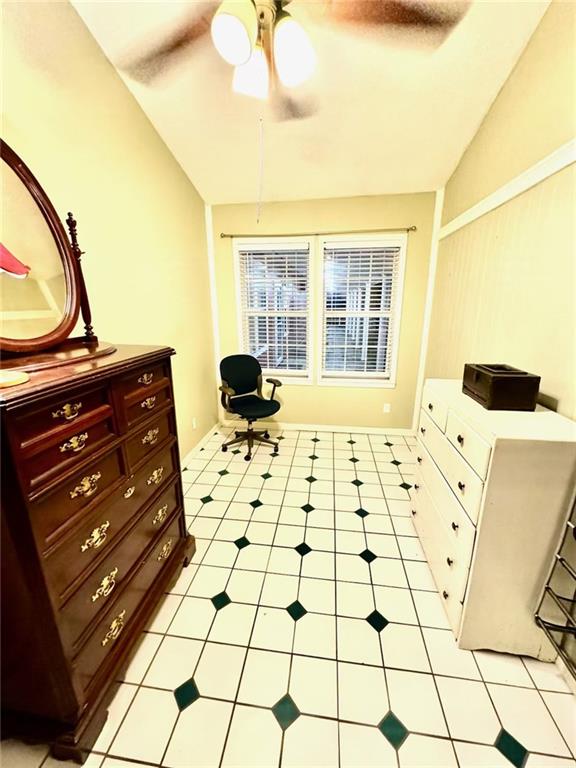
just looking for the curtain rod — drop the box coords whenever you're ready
[219,225,417,239]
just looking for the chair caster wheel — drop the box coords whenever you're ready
[272,448,279,456]
[235,431,240,437]
[244,454,251,461]
[263,431,270,439]
[221,445,228,452]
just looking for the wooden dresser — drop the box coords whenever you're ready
[1,344,194,762]
[412,379,576,660]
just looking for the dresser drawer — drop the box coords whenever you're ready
[42,441,178,599]
[126,409,175,471]
[123,381,172,430]
[446,410,492,479]
[30,448,125,547]
[74,515,181,693]
[414,442,476,562]
[116,361,171,398]
[59,482,181,653]
[418,409,484,524]
[422,380,448,432]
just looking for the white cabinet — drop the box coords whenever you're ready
[412,379,576,660]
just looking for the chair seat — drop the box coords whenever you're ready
[230,395,281,420]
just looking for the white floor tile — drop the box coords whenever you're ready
[336,553,372,584]
[268,547,302,575]
[340,723,397,768]
[380,623,430,672]
[120,632,162,683]
[203,540,239,567]
[436,676,500,743]
[167,596,216,639]
[387,669,448,737]
[305,526,335,551]
[365,534,401,558]
[251,606,295,652]
[293,612,337,659]
[337,661,388,724]
[234,543,272,571]
[374,585,418,625]
[290,655,338,718]
[422,628,481,680]
[399,734,458,767]
[143,635,203,690]
[301,551,335,579]
[221,705,282,768]
[299,576,335,614]
[163,698,233,768]
[412,590,451,629]
[370,558,409,588]
[541,691,576,756]
[453,741,511,767]
[404,560,436,591]
[208,602,256,646]
[474,650,535,687]
[92,683,139,752]
[337,616,383,665]
[194,642,246,700]
[274,524,305,547]
[525,755,576,767]
[238,649,291,707]
[212,519,247,541]
[186,565,230,598]
[337,581,375,618]
[226,569,265,603]
[523,658,573,693]
[147,594,183,633]
[364,515,395,534]
[282,715,339,768]
[110,688,178,763]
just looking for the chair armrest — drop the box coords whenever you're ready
[219,384,236,412]
[265,378,282,400]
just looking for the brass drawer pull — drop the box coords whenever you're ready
[59,432,88,453]
[52,402,82,421]
[142,428,160,446]
[147,467,164,486]
[70,472,102,499]
[157,539,173,561]
[91,567,118,602]
[141,396,156,411]
[81,521,110,552]
[123,485,136,499]
[153,504,169,526]
[101,609,126,646]
[138,372,154,386]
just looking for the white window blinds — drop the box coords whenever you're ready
[237,243,310,373]
[321,241,404,379]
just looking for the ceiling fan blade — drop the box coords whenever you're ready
[322,0,469,31]
[120,8,216,84]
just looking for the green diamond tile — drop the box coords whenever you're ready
[250,499,263,508]
[399,482,412,490]
[309,454,318,460]
[234,536,250,549]
[211,591,231,610]
[378,712,408,749]
[301,503,315,513]
[200,495,213,504]
[366,609,389,632]
[173,678,200,711]
[199,447,205,451]
[311,437,320,443]
[261,472,272,480]
[355,508,369,518]
[347,439,356,445]
[272,694,300,731]
[360,549,377,564]
[495,729,528,768]
[231,449,241,454]
[349,457,360,464]
[384,441,393,447]
[305,476,317,484]
[390,460,402,466]
[286,600,307,621]
[277,435,285,441]
[218,469,229,476]
[351,479,363,487]
[295,542,312,556]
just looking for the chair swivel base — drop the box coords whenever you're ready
[221,424,279,461]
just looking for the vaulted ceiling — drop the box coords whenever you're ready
[72,0,550,204]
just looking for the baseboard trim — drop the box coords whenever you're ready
[181,422,220,468]
[221,419,413,436]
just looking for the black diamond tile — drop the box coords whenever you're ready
[272,694,300,731]
[349,457,359,464]
[347,439,356,445]
[277,435,285,441]
[311,437,320,443]
[399,482,412,490]
[261,472,272,480]
[305,476,317,484]
[200,495,213,504]
[495,729,528,768]
[211,591,231,610]
[384,441,393,447]
[390,460,402,466]
[250,499,263,508]
[360,549,377,564]
[295,542,312,556]
[286,600,307,621]
[231,449,241,454]
[351,479,363,487]
[199,448,205,451]
[173,678,200,711]
[378,712,408,749]
[366,609,389,632]
[355,508,369,518]
[234,536,250,549]
[270,451,279,458]
[309,454,318,460]
[301,503,315,513]
[218,469,229,476]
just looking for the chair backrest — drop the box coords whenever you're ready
[220,355,262,395]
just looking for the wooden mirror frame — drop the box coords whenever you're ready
[0,139,81,353]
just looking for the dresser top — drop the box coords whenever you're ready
[427,379,576,443]
[0,344,173,409]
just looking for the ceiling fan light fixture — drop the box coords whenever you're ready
[232,43,269,100]
[273,11,316,88]
[211,0,258,66]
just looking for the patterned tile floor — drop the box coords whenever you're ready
[4,427,576,768]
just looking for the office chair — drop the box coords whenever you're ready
[219,354,282,461]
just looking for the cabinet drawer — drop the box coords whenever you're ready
[418,410,484,524]
[414,443,476,562]
[123,381,172,430]
[42,441,178,599]
[422,380,448,432]
[59,482,181,653]
[126,409,175,471]
[74,516,181,693]
[116,361,170,398]
[446,411,492,479]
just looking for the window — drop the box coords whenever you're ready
[321,238,405,382]
[236,241,311,376]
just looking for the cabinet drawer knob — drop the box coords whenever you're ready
[141,396,157,411]
[70,472,101,499]
[147,467,164,486]
[417,456,422,464]
[457,434,464,445]
[451,521,459,531]
[420,427,426,435]
[442,590,449,600]
[413,484,420,491]
[157,539,173,561]
[52,402,82,421]
[446,557,454,566]
[101,609,126,646]
[411,509,417,516]
[427,403,433,411]
[153,504,169,526]
[59,432,89,453]
[142,428,160,446]
[138,372,154,386]
[457,481,466,492]
[91,567,118,602]
[81,521,110,552]
[124,485,136,499]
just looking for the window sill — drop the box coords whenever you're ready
[317,377,397,389]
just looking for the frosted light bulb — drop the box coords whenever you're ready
[274,14,316,88]
[233,44,269,99]
[211,0,257,66]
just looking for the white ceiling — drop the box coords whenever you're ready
[72,0,550,205]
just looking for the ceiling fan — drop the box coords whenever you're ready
[121,0,469,120]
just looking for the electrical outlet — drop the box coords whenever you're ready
[192,417,197,429]
[382,404,391,414]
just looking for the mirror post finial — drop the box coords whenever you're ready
[66,212,97,344]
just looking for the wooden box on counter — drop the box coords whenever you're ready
[1,345,195,762]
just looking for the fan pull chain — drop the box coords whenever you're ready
[256,117,264,224]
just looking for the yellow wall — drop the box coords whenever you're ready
[1,1,217,455]
[212,194,435,429]
[443,0,576,222]
[427,0,576,420]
